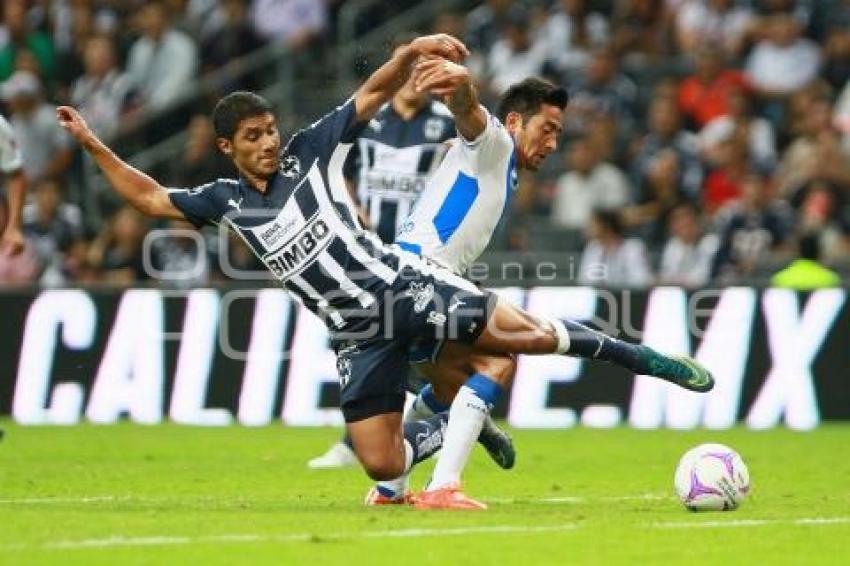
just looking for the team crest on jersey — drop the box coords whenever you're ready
[280,154,301,179]
[423,118,445,141]
[368,118,383,132]
[336,356,352,389]
[405,282,434,313]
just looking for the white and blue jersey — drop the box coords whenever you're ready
[346,101,455,244]
[395,107,517,274]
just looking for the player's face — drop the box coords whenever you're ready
[515,104,564,171]
[225,113,281,180]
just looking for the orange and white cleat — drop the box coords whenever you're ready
[364,486,413,506]
[412,483,487,510]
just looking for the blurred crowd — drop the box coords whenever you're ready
[1,0,849,289]
[468,0,850,288]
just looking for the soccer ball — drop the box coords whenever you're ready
[674,443,750,511]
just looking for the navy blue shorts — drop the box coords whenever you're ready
[333,264,496,423]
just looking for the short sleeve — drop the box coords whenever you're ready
[0,115,23,173]
[167,182,224,228]
[299,97,368,158]
[457,106,514,174]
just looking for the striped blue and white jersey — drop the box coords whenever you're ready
[395,106,517,274]
[346,101,454,244]
[167,98,414,332]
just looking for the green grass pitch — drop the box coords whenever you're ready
[0,422,848,565]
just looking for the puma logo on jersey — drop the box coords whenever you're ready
[227,197,243,213]
[448,297,466,313]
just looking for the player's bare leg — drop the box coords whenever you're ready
[346,411,448,505]
[477,298,714,392]
[411,297,714,510]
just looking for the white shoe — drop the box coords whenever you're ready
[307,441,358,469]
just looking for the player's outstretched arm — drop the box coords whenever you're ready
[56,106,185,221]
[353,34,469,124]
[413,58,486,142]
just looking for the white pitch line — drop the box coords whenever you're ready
[487,493,669,505]
[651,517,850,529]
[0,496,119,505]
[2,524,581,552]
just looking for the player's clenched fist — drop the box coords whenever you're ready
[408,34,468,64]
[413,57,471,98]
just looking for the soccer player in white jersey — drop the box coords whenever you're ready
[372,59,710,509]
[0,113,28,256]
[363,70,568,505]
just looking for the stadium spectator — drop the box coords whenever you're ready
[148,218,210,287]
[565,46,638,138]
[170,114,234,189]
[249,0,327,48]
[771,231,841,289]
[578,210,653,288]
[22,179,84,285]
[0,0,55,82]
[551,136,631,230]
[675,0,755,59]
[745,13,820,100]
[485,5,548,95]
[657,201,719,288]
[833,79,850,145]
[711,172,794,281]
[793,179,850,263]
[465,0,512,54]
[701,133,752,214]
[698,87,777,171]
[2,71,74,185]
[623,148,688,245]
[86,205,150,284]
[538,0,609,76]
[0,110,26,257]
[70,35,131,141]
[776,95,850,197]
[631,97,703,201]
[126,0,199,113]
[820,2,850,89]
[200,0,264,76]
[610,0,671,72]
[48,0,120,98]
[677,48,749,130]
[0,199,39,283]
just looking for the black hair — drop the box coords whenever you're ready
[212,91,274,140]
[592,209,624,236]
[496,77,569,123]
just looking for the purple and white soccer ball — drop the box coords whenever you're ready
[674,443,750,511]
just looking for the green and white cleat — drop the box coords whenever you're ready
[478,422,515,470]
[642,349,715,393]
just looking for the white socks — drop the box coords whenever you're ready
[427,384,489,491]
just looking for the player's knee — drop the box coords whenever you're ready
[359,452,405,481]
[472,353,516,388]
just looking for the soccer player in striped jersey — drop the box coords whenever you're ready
[309,38,461,471]
[58,34,714,511]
